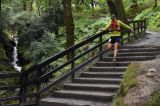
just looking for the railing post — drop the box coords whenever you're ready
[71,51,75,79]
[133,22,136,39]
[127,32,130,42]
[144,19,147,34]
[36,66,42,105]
[19,69,28,105]
[71,51,75,70]
[137,22,140,35]
[19,72,24,105]
[121,32,124,46]
[99,35,103,60]
[141,21,143,33]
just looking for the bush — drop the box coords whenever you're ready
[135,7,160,31]
[24,31,62,63]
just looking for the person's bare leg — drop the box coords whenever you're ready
[108,43,113,50]
[113,42,120,61]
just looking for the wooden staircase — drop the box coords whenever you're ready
[39,45,159,106]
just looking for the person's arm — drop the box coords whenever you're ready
[101,21,111,31]
[119,20,133,30]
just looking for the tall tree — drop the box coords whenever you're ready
[63,0,75,60]
[106,0,127,22]
[106,0,117,16]
[114,0,127,22]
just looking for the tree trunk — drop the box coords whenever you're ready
[114,0,127,22]
[63,0,75,61]
[106,0,127,22]
[106,0,117,16]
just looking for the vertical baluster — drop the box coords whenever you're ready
[144,19,147,34]
[127,31,130,42]
[142,21,144,33]
[137,22,140,36]
[36,66,42,105]
[121,31,124,46]
[127,22,131,42]
[133,22,136,39]
[99,34,103,60]
[71,51,75,70]
[19,72,24,105]
[71,51,75,79]
[141,21,143,33]
[19,70,28,105]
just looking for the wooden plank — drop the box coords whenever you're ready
[0,73,20,79]
[0,85,20,90]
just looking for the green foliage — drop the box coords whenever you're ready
[144,91,160,106]
[135,6,160,31]
[74,16,110,43]
[124,0,160,31]
[112,63,140,106]
[11,11,39,31]
[24,31,63,63]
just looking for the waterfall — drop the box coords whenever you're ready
[11,37,22,72]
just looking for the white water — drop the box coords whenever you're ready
[11,37,22,72]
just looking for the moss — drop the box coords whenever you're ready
[112,63,141,106]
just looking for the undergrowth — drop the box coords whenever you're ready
[112,63,141,106]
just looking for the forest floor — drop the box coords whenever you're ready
[123,31,160,106]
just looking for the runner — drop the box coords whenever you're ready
[101,14,133,61]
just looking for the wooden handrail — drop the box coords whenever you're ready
[1,20,147,105]
[0,73,20,79]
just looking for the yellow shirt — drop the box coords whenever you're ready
[103,20,131,37]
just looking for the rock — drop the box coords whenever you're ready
[146,68,157,78]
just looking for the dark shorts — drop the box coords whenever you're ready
[108,36,121,44]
